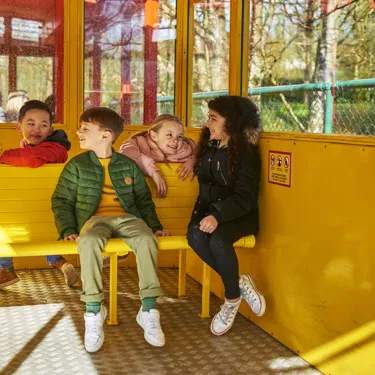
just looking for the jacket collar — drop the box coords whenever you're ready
[88,148,118,165]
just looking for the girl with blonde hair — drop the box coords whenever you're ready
[119,114,196,197]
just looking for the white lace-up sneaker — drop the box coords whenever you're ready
[84,305,107,353]
[136,307,165,347]
[211,299,242,336]
[239,274,266,317]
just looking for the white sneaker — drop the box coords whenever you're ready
[84,305,107,353]
[136,307,165,347]
[239,274,266,317]
[211,299,241,336]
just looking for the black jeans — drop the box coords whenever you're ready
[187,214,256,300]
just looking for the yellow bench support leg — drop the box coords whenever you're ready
[199,263,211,318]
[178,249,186,298]
[107,254,118,325]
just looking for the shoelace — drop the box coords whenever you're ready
[218,303,238,325]
[243,286,260,312]
[244,286,256,301]
[146,315,161,334]
[86,320,101,335]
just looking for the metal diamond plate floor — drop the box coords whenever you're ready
[0,268,322,375]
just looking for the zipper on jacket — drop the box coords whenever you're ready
[217,161,227,185]
[108,163,131,213]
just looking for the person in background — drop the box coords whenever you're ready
[5,90,29,122]
[0,93,6,122]
[45,94,56,123]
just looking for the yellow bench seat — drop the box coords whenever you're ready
[0,163,255,324]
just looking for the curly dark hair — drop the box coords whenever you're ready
[193,95,261,176]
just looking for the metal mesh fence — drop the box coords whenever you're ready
[247,79,375,135]
[334,86,375,136]
[249,90,327,133]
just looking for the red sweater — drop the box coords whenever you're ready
[0,142,68,168]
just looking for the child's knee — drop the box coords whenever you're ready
[187,225,206,249]
[139,231,158,248]
[78,231,106,252]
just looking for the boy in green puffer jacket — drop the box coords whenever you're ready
[51,107,169,353]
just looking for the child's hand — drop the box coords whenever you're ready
[176,160,194,181]
[199,215,218,233]
[154,230,170,237]
[64,234,79,241]
[152,171,167,197]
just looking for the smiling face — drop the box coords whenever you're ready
[149,121,184,155]
[17,109,52,146]
[77,122,113,151]
[206,109,228,142]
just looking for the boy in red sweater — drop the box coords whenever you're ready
[0,100,78,288]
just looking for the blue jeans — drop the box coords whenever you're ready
[0,255,64,270]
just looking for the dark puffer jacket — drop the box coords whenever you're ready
[193,142,261,234]
[51,150,163,238]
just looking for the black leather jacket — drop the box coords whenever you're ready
[193,143,260,234]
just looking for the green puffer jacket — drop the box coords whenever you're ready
[51,150,163,238]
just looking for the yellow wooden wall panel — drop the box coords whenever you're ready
[148,186,198,197]
[0,190,55,201]
[186,135,375,375]
[159,217,190,227]
[0,212,55,224]
[0,179,58,190]
[0,223,58,235]
[155,207,192,219]
[0,201,51,213]
[0,166,63,178]
[152,197,197,208]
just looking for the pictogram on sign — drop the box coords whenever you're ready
[268,150,292,187]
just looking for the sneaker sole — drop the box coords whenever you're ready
[85,306,107,353]
[0,277,20,289]
[242,274,266,317]
[136,311,165,347]
[61,263,79,287]
[103,254,129,269]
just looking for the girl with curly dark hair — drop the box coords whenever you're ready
[187,95,266,336]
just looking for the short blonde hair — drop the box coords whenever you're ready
[133,114,184,138]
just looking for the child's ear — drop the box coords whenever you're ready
[16,123,22,133]
[103,130,112,140]
[149,129,157,141]
[49,126,54,135]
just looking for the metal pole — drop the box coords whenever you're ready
[324,83,333,134]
